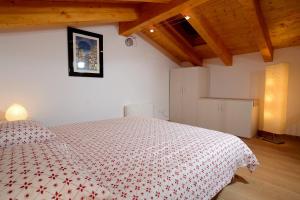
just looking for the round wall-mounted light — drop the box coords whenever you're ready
[125,36,137,47]
[5,104,28,121]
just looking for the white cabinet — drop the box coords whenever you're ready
[197,99,223,131]
[198,98,258,138]
[170,67,258,138]
[170,67,209,126]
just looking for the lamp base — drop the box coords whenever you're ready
[262,133,285,144]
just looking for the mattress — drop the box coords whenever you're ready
[49,117,259,200]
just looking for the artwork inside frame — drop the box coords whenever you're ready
[67,27,103,78]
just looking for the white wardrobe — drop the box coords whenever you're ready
[170,67,209,126]
[170,67,258,138]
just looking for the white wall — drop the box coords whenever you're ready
[0,25,178,126]
[205,46,300,136]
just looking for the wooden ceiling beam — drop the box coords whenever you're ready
[119,0,210,36]
[162,20,192,47]
[138,31,182,65]
[111,0,170,2]
[162,22,203,66]
[0,5,138,31]
[0,0,138,8]
[183,10,232,66]
[238,0,273,62]
[49,0,171,3]
[144,25,203,66]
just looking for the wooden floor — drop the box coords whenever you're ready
[216,136,300,200]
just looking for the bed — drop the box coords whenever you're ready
[1,117,258,200]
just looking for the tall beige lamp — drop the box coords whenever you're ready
[263,63,289,144]
[5,104,28,121]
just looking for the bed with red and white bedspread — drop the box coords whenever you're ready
[0,117,258,200]
[51,117,258,200]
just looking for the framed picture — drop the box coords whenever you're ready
[67,27,103,78]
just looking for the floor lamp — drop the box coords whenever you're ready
[263,63,289,144]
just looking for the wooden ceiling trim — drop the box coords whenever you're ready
[119,0,210,36]
[183,10,232,66]
[0,5,138,31]
[238,0,273,62]
[143,25,203,66]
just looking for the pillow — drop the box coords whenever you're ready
[0,141,112,200]
[0,120,56,148]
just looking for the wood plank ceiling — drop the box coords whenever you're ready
[0,0,299,66]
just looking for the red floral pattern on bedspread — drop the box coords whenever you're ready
[51,117,259,200]
[0,141,112,200]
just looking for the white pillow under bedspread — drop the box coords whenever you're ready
[0,120,56,148]
[50,117,259,200]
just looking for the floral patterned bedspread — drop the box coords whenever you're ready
[50,117,259,200]
[0,140,112,200]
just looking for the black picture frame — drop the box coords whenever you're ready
[67,27,103,78]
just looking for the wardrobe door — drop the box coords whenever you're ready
[181,68,199,126]
[198,99,223,131]
[170,69,183,123]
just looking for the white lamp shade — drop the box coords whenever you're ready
[5,104,28,121]
[263,63,289,134]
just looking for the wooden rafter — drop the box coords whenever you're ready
[111,0,170,2]
[238,0,273,62]
[163,21,195,48]
[119,0,210,36]
[50,0,171,3]
[0,3,138,31]
[138,31,182,64]
[162,22,203,65]
[183,10,232,66]
[143,24,202,66]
